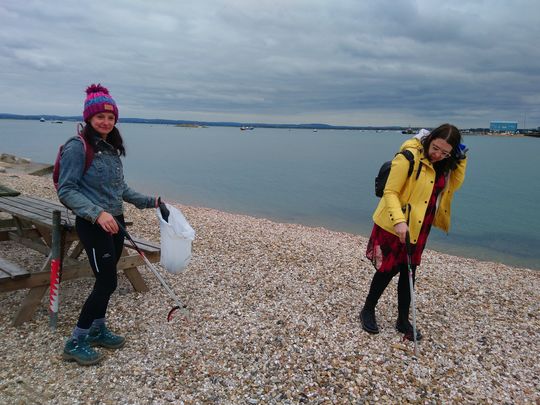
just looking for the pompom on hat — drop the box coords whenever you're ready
[83,84,119,122]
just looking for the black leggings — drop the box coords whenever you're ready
[75,215,125,329]
[364,264,416,321]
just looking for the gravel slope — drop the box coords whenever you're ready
[0,173,538,404]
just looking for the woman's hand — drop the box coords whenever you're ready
[157,197,170,222]
[96,211,119,234]
[394,222,408,244]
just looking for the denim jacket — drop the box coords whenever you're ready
[57,134,155,223]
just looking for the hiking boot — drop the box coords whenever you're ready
[62,336,104,366]
[360,307,379,334]
[87,325,126,349]
[395,318,423,341]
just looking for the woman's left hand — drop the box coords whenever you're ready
[96,211,119,234]
[394,222,408,244]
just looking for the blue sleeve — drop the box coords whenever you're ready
[121,180,156,209]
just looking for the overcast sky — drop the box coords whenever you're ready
[1,0,539,128]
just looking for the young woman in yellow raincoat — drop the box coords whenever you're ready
[360,124,467,340]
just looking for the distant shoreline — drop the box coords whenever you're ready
[470,132,525,137]
[2,114,538,135]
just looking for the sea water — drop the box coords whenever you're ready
[1,119,539,270]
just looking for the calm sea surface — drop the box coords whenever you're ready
[1,119,539,270]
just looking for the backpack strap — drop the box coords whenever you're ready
[401,148,423,180]
[415,161,423,180]
[399,149,415,178]
[76,132,95,173]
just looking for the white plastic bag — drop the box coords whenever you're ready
[156,203,195,273]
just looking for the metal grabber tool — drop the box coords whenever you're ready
[115,219,188,321]
[405,231,419,357]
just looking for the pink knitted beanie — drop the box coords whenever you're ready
[83,84,119,122]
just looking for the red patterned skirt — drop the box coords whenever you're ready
[366,173,446,272]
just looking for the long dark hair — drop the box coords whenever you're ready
[421,123,462,174]
[81,122,126,157]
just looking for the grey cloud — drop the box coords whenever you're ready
[0,0,539,127]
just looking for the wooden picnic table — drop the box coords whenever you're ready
[0,194,160,326]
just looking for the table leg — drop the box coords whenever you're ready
[123,267,150,292]
[68,241,85,259]
[12,285,48,326]
[120,246,149,292]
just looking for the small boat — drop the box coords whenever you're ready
[240,126,254,130]
[401,128,414,134]
[39,117,45,122]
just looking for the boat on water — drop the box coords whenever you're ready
[401,128,414,134]
[240,126,254,130]
[39,117,45,122]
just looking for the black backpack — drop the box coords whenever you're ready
[375,150,415,197]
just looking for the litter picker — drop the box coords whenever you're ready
[405,231,419,357]
[115,219,188,321]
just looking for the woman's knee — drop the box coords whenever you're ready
[94,276,117,296]
[106,277,118,295]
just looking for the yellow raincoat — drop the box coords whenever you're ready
[372,136,467,244]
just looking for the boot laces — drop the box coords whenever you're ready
[75,339,96,356]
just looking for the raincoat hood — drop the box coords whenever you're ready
[400,129,430,152]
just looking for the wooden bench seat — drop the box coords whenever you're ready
[124,235,161,254]
[0,257,30,280]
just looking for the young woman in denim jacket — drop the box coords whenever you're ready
[360,124,467,341]
[57,84,162,365]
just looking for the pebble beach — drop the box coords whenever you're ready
[0,171,538,404]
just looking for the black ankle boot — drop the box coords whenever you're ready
[360,307,379,334]
[395,317,423,341]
